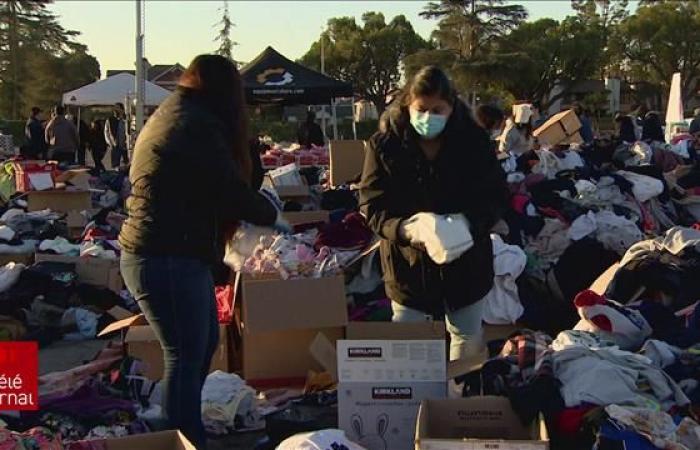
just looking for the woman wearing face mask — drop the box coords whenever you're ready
[360,66,509,360]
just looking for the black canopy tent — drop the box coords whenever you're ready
[240,46,353,139]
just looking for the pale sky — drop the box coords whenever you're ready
[49,1,584,76]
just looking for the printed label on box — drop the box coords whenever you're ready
[337,340,446,383]
[0,342,38,410]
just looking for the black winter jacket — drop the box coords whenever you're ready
[119,87,277,264]
[359,101,509,314]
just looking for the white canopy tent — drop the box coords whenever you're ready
[62,72,170,107]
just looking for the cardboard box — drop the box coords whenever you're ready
[283,210,330,226]
[265,164,311,198]
[330,140,366,187]
[338,338,447,450]
[98,309,231,381]
[533,109,582,147]
[242,275,347,333]
[415,397,549,450]
[0,253,34,266]
[103,430,195,450]
[27,189,91,213]
[34,253,122,293]
[55,169,92,190]
[242,326,345,382]
[239,274,348,382]
[346,321,446,340]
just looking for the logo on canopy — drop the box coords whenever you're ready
[257,68,294,86]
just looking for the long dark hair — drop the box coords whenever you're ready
[179,54,251,184]
[381,66,460,134]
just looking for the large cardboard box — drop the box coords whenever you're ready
[329,140,366,187]
[338,325,447,450]
[104,430,195,450]
[34,253,122,293]
[239,274,348,382]
[533,109,582,147]
[27,189,91,213]
[98,309,231,381]
[415,397,549,450]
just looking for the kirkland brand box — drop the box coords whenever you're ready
[337,338,447,450]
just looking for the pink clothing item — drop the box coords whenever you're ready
[0,427,62,450]
[215,285,233,324]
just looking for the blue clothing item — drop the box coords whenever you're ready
[595,421,658,450]
[121,252,219,450]
[579,115,595,143]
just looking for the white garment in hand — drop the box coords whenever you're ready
[403,213,473,264]
[482,234,526,324]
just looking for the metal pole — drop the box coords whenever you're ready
[134,0,145,134]
[320,28,327,142]
[332,99,338,140]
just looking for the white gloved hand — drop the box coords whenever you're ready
[400,213,474,265]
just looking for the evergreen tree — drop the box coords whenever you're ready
[214,0,237,64]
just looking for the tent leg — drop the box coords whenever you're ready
[332,99,338,141]
[321,105,327,141]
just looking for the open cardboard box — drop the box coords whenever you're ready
[0,253,34,266]
[34,253,122,293]
[283,210,330,226]
[339,322,448,450]
[103,430,195,450]
[98,307,231,381]
[27,189,91,213]
[329,140,366,187]
[415,396,549,450]
[238,274,348,383]
[533,109,582,147]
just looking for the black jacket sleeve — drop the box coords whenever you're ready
[464,131,510,239]
[359,135,408,243]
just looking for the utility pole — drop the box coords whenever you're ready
[320,28,327,141]
[135,0,145,135]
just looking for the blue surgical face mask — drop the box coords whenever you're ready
[409,109,448,139]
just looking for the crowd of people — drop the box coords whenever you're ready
[23,103,129,170]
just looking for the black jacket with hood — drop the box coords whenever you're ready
[119,87,277,264]
[359,100,509,314]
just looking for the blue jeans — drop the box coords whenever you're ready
[121,252,218,449]
[392,300,485,361]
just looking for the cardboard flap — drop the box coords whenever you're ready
[283,210,330,226]
[309,332,338,380]
[346,321,446,340]
[106,306,133,321]
[98,313,147,337]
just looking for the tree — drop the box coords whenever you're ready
[619,1,700,102]
[461,16,603,109]
[214,0,237,63]
[421,0,527,59]
[0,0,80,118]
[299,13,429,114]
[571,0,628,77]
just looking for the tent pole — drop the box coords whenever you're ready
[321,105,327,141]
[332,99,338,140]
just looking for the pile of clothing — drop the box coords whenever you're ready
[226,213,373,280]
[201,371,261,435]
[260,143,330,168]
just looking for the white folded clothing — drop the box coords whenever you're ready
[403,213,473,264]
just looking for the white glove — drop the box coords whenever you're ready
[400,212,438,247]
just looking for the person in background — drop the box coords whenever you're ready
[70,115,90,166]
[573,102,594,144]
[360,66,509,361]
[44,105,79,164]
[87,119,107,173]
[688,108,700,137]
[475,104,505,152]
[105,102,129,168]
[297,110,324,148]
[24,107,47,159]
[499,103,533,156]
[119,54,290,449]
[642,111,665,143]
[614,112,637,144]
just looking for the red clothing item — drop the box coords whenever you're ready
[215,285,233,324]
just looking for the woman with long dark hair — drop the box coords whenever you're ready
[360,66,509,360]
[119,55,287,448]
